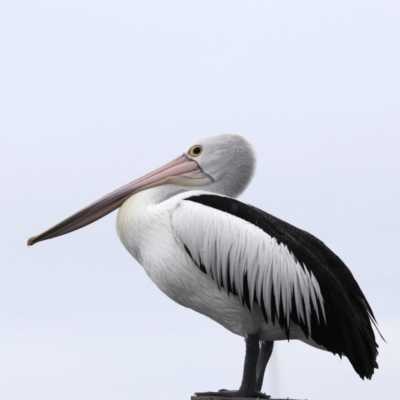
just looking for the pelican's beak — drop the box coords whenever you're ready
[27,155,212,246]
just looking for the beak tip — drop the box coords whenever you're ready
[27,236,36,246]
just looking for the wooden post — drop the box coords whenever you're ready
[190,397,305,400]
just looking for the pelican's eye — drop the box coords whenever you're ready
[189,145,203,157]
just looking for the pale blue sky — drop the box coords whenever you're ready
[1,1,399,399]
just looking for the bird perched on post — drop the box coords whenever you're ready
[28,133,380,398]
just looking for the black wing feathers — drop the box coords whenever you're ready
[186,194,379,379]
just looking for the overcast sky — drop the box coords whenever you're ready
[1,1,399,399]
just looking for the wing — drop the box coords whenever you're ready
[171,193,378,379]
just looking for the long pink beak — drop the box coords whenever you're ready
[27,155,211,246]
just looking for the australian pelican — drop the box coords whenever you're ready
[28,134,379,398]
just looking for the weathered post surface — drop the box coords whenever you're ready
[190,397,305,400]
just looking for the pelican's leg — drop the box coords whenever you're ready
[255,341,274,392]
[195,333,270,398]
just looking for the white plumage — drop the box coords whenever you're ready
[171,192,325,331]
[116,188,311,343]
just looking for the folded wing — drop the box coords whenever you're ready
[171,193,379,379]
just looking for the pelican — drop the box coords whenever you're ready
[28,134,379,398]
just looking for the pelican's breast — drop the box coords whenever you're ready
[116,189,263,337]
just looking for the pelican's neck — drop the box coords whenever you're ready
[135,184,187,206]
[117,184,186,227]
[117,184,186,261]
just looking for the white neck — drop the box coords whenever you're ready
[116,184,187,257]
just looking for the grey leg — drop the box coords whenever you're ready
[255,341,274,392]
[195,333,270,398]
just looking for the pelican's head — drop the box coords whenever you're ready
[28,133,256,246]
[183,133,255,198]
